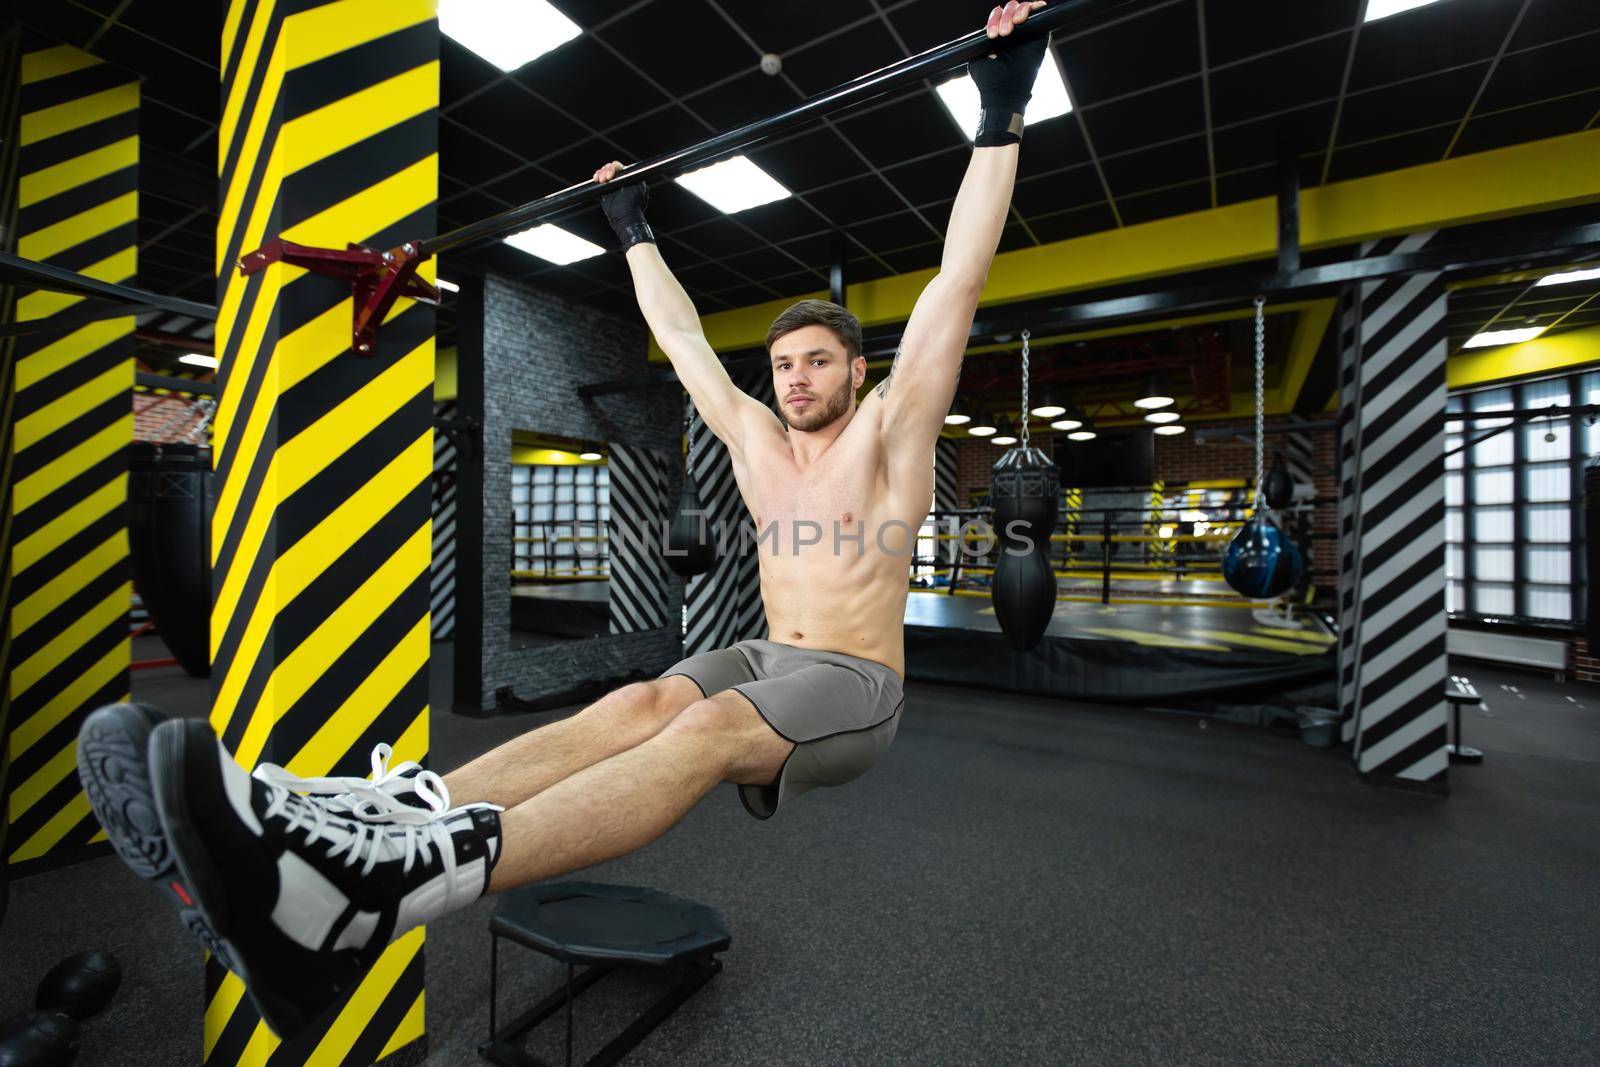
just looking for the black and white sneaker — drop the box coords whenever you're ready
[252,743,437,819]
[148,718,503,1039]
[76,703,178,885]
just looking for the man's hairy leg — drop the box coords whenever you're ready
[486,691,792,892]
[442,675,702,809]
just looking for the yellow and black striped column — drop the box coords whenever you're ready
[208,1,439,1062]
[3,41,139,873]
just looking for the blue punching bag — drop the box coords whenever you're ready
[1223,515,1304,600]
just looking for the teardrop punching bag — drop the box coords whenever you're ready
[1223,515,1304,600]
[991,445,1060,651]
[127,443,213,677]
[665,470,717,578]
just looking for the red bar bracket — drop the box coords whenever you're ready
[237,239,439,355]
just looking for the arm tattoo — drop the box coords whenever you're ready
[874,344,904,400]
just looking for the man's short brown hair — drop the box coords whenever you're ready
[765,299,863,361]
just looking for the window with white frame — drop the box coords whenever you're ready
[1445,373,1588,624]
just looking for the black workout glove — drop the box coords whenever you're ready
[600,178,654,251]
[968,31,1050,147]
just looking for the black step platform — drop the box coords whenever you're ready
[480,882,731,1067]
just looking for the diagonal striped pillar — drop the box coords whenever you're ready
[934,438,958,566]
[430,398,457,640]
[607,444,668,635]
[4,42,139,873]
[1337,233,1450,789]
[684,383,764,656]
[206,2,439,1061]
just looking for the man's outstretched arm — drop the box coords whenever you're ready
[864,2,1048,462]
[595,161,775,456]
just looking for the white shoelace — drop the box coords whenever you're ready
[254,744,463,823]
[262,784,455,878]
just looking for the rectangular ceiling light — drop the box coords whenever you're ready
[503,224,605,265]
[1535,266,1600,287]
[179,352,218,369]
[674,156,791,214]
[438,0,581,72]
[436,277,461,293]
[1364,0,1448,23]
[1462,326,1547,349]
[936,50,1073,141]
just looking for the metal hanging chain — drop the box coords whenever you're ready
[1253,295,1266,512]
[1019,328,1031,450]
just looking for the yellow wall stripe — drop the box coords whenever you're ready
[18,83,139,146]
[18,135,138,208]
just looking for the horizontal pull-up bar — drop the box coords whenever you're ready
[422,0,1133,258]
[238,0,1142,353]
[0,251,215,322]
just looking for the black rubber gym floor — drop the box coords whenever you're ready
[3,646,1596,1065]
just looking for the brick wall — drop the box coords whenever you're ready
[133,392,210,442]
[1571,637,1600,684]
[475,274,683,711]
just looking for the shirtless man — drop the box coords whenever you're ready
[76,2,1050,1039]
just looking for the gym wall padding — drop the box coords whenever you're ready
[684,381,767,656]
[431,398,458,640]
[208,1,439,1062]
[1336,233,1451,789]
[467,273,681,711]
[4,42,138,874]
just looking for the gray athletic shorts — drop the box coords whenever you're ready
[660,639,905,820]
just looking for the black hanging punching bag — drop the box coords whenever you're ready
[1263,456,1295,511]
[1586,461,1600,652]
[990,446,1060,651]
[665,470,717,578]
[127,443,213,677]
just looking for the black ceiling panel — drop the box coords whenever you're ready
[510,37,672,130]
[1348,0,1521,92]
[881,241,945,276]
[1476,32,1600,113]
[849,211,939,255]
[447,81,587,163]
[1508,0,1600,50]
[1211,101,1336,173]
[1027,202,1119,243]
[748,126,869,193]
[607,104,713,159]
[549,0,648,31]
[598,1,756,97]
[735,197,833,244]
[882,145,976,210]
[834,93,968,170]
[783,17,905,95]
[721,245,810,282]
[685,69,805,132]
[885,0,985,55]
[676,216,767,260]
[775,233,841,269]
[1014,112,1091,175]
[1203,0,1358,68]
[1099,135,1210,198]
[723,1,858,54]
[440,119,525,186]
[1012,164,1108,215]
[1207,33,1351,126]
[1325,125,1455,183]
[1453,89,1600,157]
[803,174,912,226]
[1115,179,1213,225]
[441,37,503,107]
[1079,78,1207,157]
[1056,1,1201,107]
[1336,63,1487,146]
[675,258,756,294]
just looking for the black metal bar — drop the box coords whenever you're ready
[586,960,722,1067]
[1513,381,1528,621]
[1101,513,1113,605]
[0,299,158,339]
[1276,154,1300,274]
[136,372,216,396]
[418,0,1138,258]
[0,250,214,320]
[829,232,849,308]
[1444,404,1597,423]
